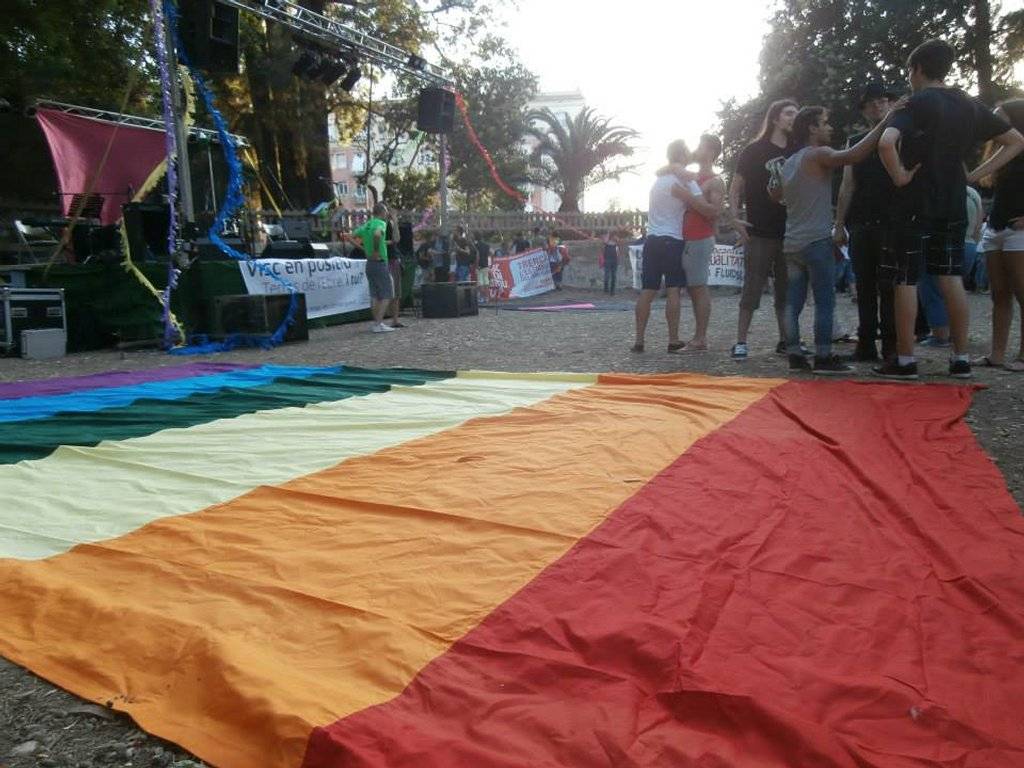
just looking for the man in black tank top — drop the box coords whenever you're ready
[874,39,1024,380]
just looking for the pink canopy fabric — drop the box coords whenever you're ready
[35,108,167,225]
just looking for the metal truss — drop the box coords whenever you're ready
[31,99,252,147]
[217,0,452,86]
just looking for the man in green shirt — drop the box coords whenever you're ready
[345,202,395,333]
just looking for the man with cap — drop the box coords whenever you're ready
[834,81,899,362]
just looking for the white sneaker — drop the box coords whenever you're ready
[371,323,395,333]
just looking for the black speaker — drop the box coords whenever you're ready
[421,281,478,318]
[260,240,315,259]
[417,88,456,134]
[178,0,239,74]
[209,293,309,343]
[123,203,171,262]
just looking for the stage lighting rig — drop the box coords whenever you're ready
[214,0,452,85]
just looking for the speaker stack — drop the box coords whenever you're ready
[416,88,456,134]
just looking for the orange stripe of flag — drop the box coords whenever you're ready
[0,374,780,768]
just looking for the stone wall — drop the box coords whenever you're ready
[561,240,633,291]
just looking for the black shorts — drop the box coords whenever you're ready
[641,235,686,290]
[881,220,965,286]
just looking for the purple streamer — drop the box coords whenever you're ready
[151,0,181,347]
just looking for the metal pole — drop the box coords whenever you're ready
[207,142,218,213]
[439,133,448,235]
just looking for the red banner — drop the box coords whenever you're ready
[487,248,556,300]
[35,109,167,225]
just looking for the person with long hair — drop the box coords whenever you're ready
[976,98,1024,371]
[875,39,1024,380]
[727,98,801,360]
[779,105,894,374]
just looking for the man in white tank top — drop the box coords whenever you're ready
[632,140,704,353]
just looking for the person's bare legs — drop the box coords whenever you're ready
[986,251,1011,363]
[1009,252,1024,361]
[736,307,754,344]
[634,289,657,348]
[665,287,682,345]
[687,285,711,347]
[936,274,970,354]
[894,284,918,357]
[371,298,386,326]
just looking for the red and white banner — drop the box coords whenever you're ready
[488,248,556,299]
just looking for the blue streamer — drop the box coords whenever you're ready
[164,0,298,353]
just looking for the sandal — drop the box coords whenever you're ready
[667,342,686,353]
[972,355,1001,368]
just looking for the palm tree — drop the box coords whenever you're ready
[525,107,640,212]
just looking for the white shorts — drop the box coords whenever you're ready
[979,225,1024,253]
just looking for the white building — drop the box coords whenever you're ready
[327,112,436,209]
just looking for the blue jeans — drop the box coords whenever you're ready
[965,241,988,290]
[603,259,617,294]
[917,273,949,329]
[455,263,471,282]
[785,238,836,358]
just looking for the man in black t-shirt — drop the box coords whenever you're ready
[835,82,899,362]
[728,99,800,360]
[874,39,1024,380]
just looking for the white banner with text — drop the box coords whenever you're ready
[238,257,371,318]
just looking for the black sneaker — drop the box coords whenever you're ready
[853,345,879,363]
[949,359,972,379]
[776,340,812,356]
[789,353,811,372]
[873,359,919,381]
[813,355,854,375]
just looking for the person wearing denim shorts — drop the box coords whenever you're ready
[632,140,704,353]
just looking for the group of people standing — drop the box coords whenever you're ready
[636,37,1024,379]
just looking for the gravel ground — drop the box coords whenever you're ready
[2,286,1021,767]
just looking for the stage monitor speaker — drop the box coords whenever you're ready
[417,87,456,134]
[122,203,171,262]
[209,293,308,343]
[178,0,240,74]
[421,281,478,319]
[261,240,315,259]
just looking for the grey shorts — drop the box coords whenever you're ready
[740,236,787,311]
[683,237,714,287]
[365,259,395,301]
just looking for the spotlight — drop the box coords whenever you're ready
[292,50,318,77]
[339,66,362,92]
[316,57,349,86]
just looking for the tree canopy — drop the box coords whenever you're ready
[717,0,1024,176]
[525,107,639,213]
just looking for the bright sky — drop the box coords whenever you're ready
[500,0,1024,212]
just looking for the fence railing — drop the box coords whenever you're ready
[282,209,649,238]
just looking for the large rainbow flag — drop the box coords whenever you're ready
[1,363,1022,767]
